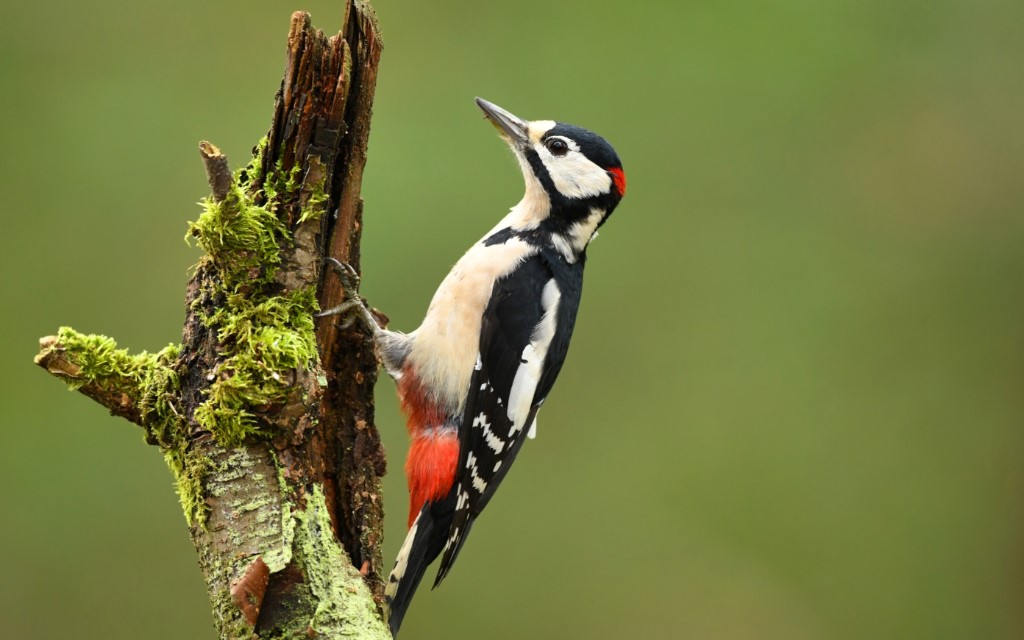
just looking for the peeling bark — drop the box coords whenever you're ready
[33,6,389,639]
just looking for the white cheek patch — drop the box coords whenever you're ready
[538,144,613,200]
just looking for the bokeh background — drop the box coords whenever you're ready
[2,1,1022,638]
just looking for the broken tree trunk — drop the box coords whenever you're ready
[33,6,390,638]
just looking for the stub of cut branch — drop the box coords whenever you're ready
[33,329,180,433]
[35,333,144,425]
[199,140,233,203]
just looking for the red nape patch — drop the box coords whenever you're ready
[609,167,627,197]
[397,365,446,436]
[406,431,459,527]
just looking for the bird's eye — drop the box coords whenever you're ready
[546,138,569,156]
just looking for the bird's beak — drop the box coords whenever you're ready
[475,97,529,146]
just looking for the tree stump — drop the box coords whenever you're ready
[33,5,389,638]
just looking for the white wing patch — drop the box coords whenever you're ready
[507,279,561,434]
[527,415,538,439]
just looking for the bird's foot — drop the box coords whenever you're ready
[323,257,361,291]
[316,258,380,332]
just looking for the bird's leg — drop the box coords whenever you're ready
[317,258,411,379]
[316,258,382,333]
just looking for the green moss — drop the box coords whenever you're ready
[186,187,286,289]
[179,141,332,524]
[244,136,269,184]
[258,151,329,225]
[55,326,179,393]
[139,356,183,447]
[183,145,326,448]
[263,159,302,206]
[193,286,319,446]
[164,445,215,528]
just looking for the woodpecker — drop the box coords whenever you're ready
[319,98,625,636]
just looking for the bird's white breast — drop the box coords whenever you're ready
[408,236,534,411]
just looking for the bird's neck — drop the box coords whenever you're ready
[543,204,606,263]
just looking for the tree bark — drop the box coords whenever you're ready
[33,5,389,638]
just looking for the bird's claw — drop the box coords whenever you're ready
[314,299,362,320]
[324,257,361,293]
[316,258,379,332]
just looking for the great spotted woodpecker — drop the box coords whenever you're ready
[319,98,625,636]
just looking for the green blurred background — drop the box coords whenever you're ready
[3,0,1022,638]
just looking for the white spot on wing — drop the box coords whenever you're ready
[472,411,505,453]
[465,452,488,493]
[471,473,487,493]
[485,427,504,452]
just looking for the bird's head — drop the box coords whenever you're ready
[476,98,625,254]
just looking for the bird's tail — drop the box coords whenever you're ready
[384,500,453,637]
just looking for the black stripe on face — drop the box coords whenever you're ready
[523,146,561,202]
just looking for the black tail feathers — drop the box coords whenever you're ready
[385,497,455,637]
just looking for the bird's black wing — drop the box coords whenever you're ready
[432,251,577,586]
